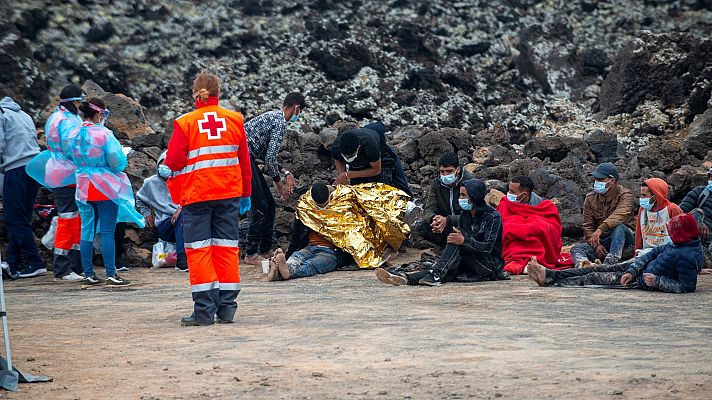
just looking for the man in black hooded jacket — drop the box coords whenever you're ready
[376,179,506,286]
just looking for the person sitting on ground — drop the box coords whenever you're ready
[418,152,473,247]
[331,122,411,196]
[136,151,186,271]
[528,213,704,293]
[376,178,505,286]
[571,162,635,267]
[266,182,353,281]
[679,167,712,268]
[634,178,682,257]
[498,175,572,275]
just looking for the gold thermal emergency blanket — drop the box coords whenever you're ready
[295,183,410,268]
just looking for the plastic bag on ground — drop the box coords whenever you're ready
[41,217,58,250]
[152,240,178,268]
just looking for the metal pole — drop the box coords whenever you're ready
[0,251,11,373]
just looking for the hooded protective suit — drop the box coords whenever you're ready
[26,106,82,188]
[64,121,145,234]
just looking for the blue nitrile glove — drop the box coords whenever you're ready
[240,196,251,215]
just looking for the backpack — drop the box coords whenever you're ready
[698,187,711,209]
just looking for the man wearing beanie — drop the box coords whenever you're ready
[528,213,704,293]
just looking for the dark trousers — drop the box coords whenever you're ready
[114,222,126,267]
[416,220,450,248]
[3,166,44,273]
[156,214,185,255]
[183,198,241,325]
[245,157,275,256]
[53,186,82,277]
[545,260,634,286]
[404,244,504,285]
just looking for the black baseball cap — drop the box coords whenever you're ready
[590,162,619,180]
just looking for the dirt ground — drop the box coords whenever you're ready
[2,250,712,400]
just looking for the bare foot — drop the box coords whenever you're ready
[527,256,547,286]
[274,250,291,280]
[264,257,282,282]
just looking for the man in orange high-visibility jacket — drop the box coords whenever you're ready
[165,73,252,326]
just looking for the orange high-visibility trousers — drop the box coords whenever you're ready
[182,198,241,325]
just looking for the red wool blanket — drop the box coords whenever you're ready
[497,199,573,274]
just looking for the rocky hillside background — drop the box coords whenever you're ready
[2,0,712,263]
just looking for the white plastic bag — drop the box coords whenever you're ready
[42,216,58,250]
[151,240,178,268]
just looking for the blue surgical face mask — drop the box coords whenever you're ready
[289,113,299,123]
[440,173,457,185]
[458,198,473,211]
[593,181,609,194]
[707,180,712,191]
[158,164,172,179]
[507,193,520,203]
[639,197,654,211]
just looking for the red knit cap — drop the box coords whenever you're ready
[667,213,700,245]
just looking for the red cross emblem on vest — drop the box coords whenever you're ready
[198,111,226,140]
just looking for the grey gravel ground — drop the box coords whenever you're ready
[2,257,711,399]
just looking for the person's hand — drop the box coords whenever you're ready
[590,229,603,247]
[699,223,710,242]
[643,273,657,287]
[334,172,349,186]
[620,272,634,286]
[595,244,608,260]
[447,227,465,245]
[145,214,155,228]
[284,174,296,195]
[170,207,182,225]
[276,181,290,202]
[431,215,447,233]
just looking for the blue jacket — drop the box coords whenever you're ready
[625,239,704,293]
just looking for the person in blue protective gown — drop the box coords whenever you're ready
[26,85,86,281]
[63,97,145,287]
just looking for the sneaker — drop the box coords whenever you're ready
[18,265,48,278]
[105,275,132,287]
[375,268,407,286]
[418,273,441,286]
[115,265,130,272]
[175,266,188,272]
[82,275,103,287]
[57,272,83,282]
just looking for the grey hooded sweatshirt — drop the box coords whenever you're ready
[135,151,179,224]
[0,97,40,173]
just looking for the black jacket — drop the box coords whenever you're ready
[680,186,712,231]
[422,169,474,229]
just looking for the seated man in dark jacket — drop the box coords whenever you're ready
[528,213,703,293]
[418,152,473,247]
[679,167,712,268]
[266,183,353,280]
[376,179,505,286]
